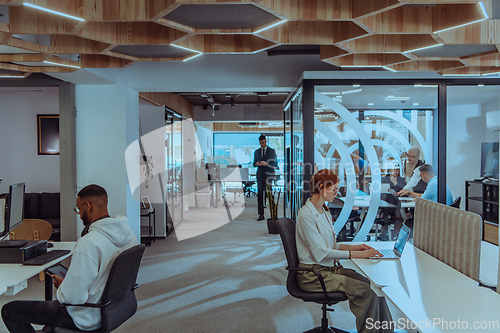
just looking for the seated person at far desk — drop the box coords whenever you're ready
[296,169,395,333]
[398,164,453,205]
[2,184,138,333]
[381,161,405,193]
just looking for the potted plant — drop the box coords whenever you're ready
[266,183,281,234]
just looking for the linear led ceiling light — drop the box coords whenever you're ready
[382,66,398,72]
[254,20,287,34]
[0,75,25,78]
[482,72,500,76]
[405,44,443,53]
[441,73,481,76]
[414,84,438,88]
[385,96,410,101]
[341,89,362,95]
[43,60,81,68]
[183,53,203,62]
[171,44,203,61]
[23,3,85,21]
[479,2,489,19]
[434,19,485,34]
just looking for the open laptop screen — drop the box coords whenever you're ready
[394,224,410,256]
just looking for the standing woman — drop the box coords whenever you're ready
[296,169,393,333]
[397,147,425,196]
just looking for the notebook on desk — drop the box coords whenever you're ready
[370,224,411,259]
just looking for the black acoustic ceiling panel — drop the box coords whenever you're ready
[164,4,278,29]
[111,45,193,59]
[413,45,497,58]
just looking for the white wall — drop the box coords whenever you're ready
[447,103,498,209]
[75,84,140,241]
[196,124,213,161]
[0,87,60,194]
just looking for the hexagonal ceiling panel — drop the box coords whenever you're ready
[111,45,192,59]
[412,45,497,58]
[175,34,276,54]
[164,4,279,29]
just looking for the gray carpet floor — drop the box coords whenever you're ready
[0,197,414,333]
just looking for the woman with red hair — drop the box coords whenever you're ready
[296,169,393,333]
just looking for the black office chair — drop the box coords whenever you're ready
[449,196,461,209]
[277,218,350,333]
[41,244,146,333]
[373,193,404,241]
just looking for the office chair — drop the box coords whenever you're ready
[40,244,146,333]
[373,193,404,241]
[276,218,350,333]
[449,196,461,209]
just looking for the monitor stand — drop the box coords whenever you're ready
[0,239,27,248]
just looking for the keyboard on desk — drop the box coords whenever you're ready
[23,249,71,266]
[379,249,399,259]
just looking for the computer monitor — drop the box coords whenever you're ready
[0,182,27,247]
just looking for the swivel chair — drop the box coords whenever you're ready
[373,193,404,241]
[449,196,461,209]
[276,218,351,333]
[40,244,146,333]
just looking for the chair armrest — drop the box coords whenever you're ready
[286,266,331,301]
[60,300,111,308]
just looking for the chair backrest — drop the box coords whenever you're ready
[413,198,481,281]
[100,244,145,332]
[449,196,461,209]
[277,217,304,297]
[9,219,53,241]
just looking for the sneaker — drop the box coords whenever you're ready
[257,215,265,221]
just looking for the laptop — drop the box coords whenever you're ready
[371,224,411,259]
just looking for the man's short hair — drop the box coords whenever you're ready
[78,184,108,205]
[420,164,434,176]
[259,134,266,142]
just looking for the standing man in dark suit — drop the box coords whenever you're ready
[254,134,278,221]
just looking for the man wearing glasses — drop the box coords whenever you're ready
[2,184,138,332]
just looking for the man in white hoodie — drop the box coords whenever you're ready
[2,184,138,332]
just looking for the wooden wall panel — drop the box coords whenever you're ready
[139,92,194,119]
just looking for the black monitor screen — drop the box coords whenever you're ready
[0,182,25,238]
[481,142,499,179]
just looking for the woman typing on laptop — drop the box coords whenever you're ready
[296,169,394,333]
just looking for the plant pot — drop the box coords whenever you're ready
[267,219,279,234]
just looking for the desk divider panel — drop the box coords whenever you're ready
[413,198,482,281]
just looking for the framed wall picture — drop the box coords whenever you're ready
[37,114,60,155]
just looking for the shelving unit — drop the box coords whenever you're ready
[466,180,499,245]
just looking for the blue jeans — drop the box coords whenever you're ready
[2,300,79,333]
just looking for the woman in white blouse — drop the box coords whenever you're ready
[296,169,393,333]
[397,147,425,196]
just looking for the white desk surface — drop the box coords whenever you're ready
[480,240,499,287]
[0,242,76,296]
[0,285,6,296]
[351,242,478,288]
[383,285,500,333]
[340,196,415,208]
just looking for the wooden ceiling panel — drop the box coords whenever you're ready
[323,53,409,66]
[0,61,76,72]
[441,66,500,75]
[22,0,84,18]
[388,60,465,71]
[175,34,276,53]
[257,0,352,20]
[80,22,187,45]
[6,37,51,53]
[338,34,438,53]
[84,0,178,21]
[360,6,433,34]
[9,6,82,34]
[320,45,349,61]
[81,54,133,68]
[51,35,110,54]
[439,20,500,44]
[431,4,484,33]
[351,0,401,19]
[258,21,368,44]
[465,53,500,66]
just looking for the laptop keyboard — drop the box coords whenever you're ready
[23,250,71,266]
[379,249,398,259]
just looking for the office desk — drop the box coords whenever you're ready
[350,242,478,288]
[0,285,6,296]
[0,242,75,298]
[479,240,499,287]
[382,285,500,333]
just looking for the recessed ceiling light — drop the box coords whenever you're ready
[353,84,360,88]
[414,84,438,88]
[413,103,419,106]
[478,84,484,87]
[368,103,374,106]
